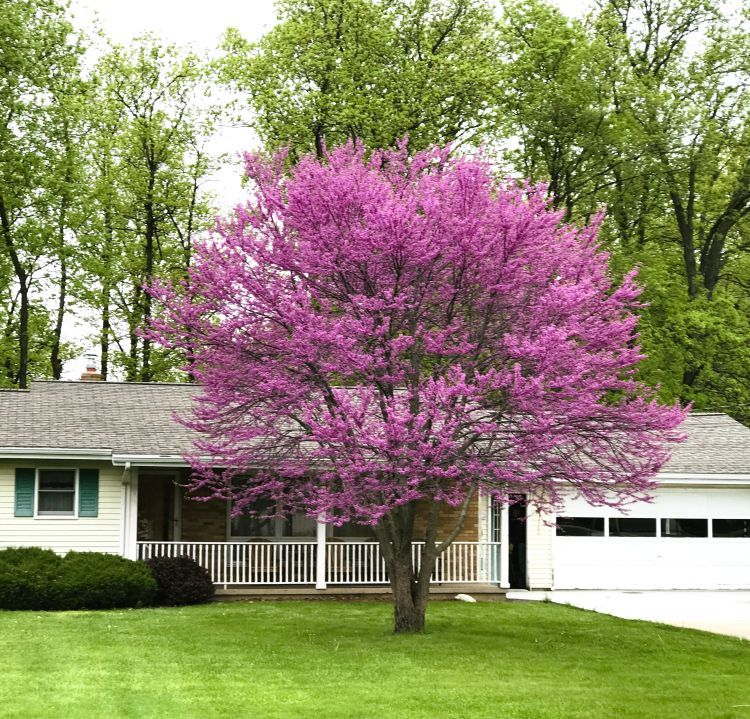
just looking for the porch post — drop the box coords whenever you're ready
[499,504,510,588]
[121,465,139,560]
[315,516,327,590]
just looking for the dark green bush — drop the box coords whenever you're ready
[145,555,215,606]
[56,552,157,609]
[0,547,157,610]
[0,547,61,610]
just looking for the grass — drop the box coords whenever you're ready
[0,601,748,719]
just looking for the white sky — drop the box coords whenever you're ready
[61,0,591,378]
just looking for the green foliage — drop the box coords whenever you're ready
[0,547,157,610]
[498,0,750,423]
[219,0,504,158]
[144,555,215,606]
[56,552,157,610]
[0,547,60,610]
[75,36,219,381]
[0,0,86,387]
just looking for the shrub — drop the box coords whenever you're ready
[56,552,157,610]
[0,548,157,610]
[0,547,61,610]
[145,555,215,606]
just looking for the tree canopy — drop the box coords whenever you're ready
[149,144,685,632]
[218,0,505,157]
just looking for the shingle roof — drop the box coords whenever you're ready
[662,412,750,475]
[1,383,749,473]
[0,380,199,456]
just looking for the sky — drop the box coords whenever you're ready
[61,0,590,378]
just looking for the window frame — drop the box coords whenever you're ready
[34,468,79,519]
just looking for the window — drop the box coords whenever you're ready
[231,499,277,537]
[333,520,376,540]
[556,517,604,536]
[37,469,76,516]
[230,500,317,538]
[608,517,656,537]
[713,519,750,538]
[660,518,708,538]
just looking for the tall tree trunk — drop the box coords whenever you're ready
[100,282,111,380]
[0,197,29,388]
[141,173,156,382]
[50,253,67,379]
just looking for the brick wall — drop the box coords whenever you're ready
[413,496,480,542]
[180,496,228,541]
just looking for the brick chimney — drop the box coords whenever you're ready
[80,354,103,382]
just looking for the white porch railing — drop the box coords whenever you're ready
[137,540,502,587]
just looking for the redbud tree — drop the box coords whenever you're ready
[149,144,685,633]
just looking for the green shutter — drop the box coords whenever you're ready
[14,468,35,517]
[78,469,99,517]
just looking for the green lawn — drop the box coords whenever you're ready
[0,601,748,719]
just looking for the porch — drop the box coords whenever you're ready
[137,539,504,590]
[133,470,510,590]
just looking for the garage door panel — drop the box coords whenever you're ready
[554,488,750,590]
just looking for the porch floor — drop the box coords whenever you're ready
[214,583,507,601]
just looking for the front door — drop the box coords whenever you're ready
[508,496,527,588]
[137,473,178,541]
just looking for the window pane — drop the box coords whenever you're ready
[609,518,656,537]
[713,519,750,538]
[660,518,708,538]
[231,513,276,537]
[333,521,376,539]
[556,517,604,536]
[39,469,74,491]
[288,514,317,537]
[38,491,74,514]
[231,498,276,537]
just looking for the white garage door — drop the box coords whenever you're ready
[553,487,750,590]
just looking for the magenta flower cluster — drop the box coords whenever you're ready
[148,143,686,524]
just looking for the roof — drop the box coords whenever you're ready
[0,380,200,459]
[0,382,749,474]
[661,412,750,475]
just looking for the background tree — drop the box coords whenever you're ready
[76,38,219,381]
[150,144,685,633]
[0,0,84,387]
[497,0,750,422]
[218,0,504,158]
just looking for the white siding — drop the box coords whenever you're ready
[0,460,122,554]
[526,509,554,589]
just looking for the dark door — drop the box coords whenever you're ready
[137,473,176,541]
[508,496,527,589]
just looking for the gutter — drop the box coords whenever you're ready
[0,447,113,461]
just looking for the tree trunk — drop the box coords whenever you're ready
[50,254,67,379]
[389,545,430,634]
[100,283,110,380]
[0,197,29,388]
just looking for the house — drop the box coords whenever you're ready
[1,378,749,591]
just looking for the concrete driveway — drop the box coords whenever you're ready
[507,590,750,641]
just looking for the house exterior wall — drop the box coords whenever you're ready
[180,495,228,541]
[391,496,481,543]
[0,459,122,554]
[526,509,554,589]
